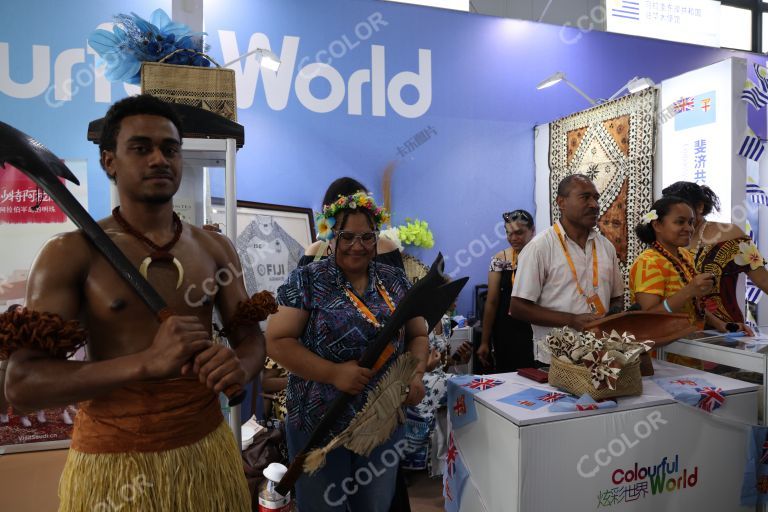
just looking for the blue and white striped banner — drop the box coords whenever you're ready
[742,79,768,109]
[740,131,766,161]
[747,183,768,205]
[755,64,768,94]
[747,277,763,304]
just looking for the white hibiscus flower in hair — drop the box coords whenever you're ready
[641,209,658,225]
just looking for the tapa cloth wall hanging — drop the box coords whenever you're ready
[548,88,658,304]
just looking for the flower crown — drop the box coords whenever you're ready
[641,210,658,225]
[315,192,390,241]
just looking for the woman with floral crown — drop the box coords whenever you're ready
[663,181,768,334]
[630,196,720,329]
[300,177,404,269]
[267,192,429,511]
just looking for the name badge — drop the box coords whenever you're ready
[586,293,606,315]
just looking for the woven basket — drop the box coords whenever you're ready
[402,253,429,284]
[548,357,642,400]
[141,49,237,121]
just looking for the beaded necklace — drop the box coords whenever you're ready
[342,278,396,328]
[651,241,704,318]
[112,206,184,289]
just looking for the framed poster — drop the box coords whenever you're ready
[210,200,316,298]
[0,159,89,453]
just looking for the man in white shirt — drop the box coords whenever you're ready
[510,174,624,362]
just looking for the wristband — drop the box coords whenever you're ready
[662,299,673,313]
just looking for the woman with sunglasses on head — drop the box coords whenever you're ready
[662,181,768,334]
[267,192,429,511]
[477,209,536,372]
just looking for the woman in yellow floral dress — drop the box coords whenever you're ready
[630,196,718,328]
[663,182,768,332]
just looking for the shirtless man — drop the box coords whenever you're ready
[4,95,263,511]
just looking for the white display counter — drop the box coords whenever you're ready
[454,361,758,512]
[657,330,768,425]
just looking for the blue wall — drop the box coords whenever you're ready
[1,0,765,314]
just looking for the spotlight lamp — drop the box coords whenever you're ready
[536,71,596,105]
[223,48,281,71]
[607,76,655,101]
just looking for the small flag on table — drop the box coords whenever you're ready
[549,394,617,412]
[463,377,505,391]
[654,375,717,407]
[499,387,574,410]
[739,130,766,161]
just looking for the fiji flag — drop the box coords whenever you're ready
[740,426,768,505]
[443,432,470,512]
[740,131,766,162]
[447,376,479,429]
[653,375,716,406]
[499,387,574,410]
[742,79,768,109]
[674,91,716,131]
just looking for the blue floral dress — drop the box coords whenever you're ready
[276,257,411,440]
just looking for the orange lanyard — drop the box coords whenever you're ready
[553,223,598,298]
[343,282,396,328]
[509,249,518,287]
[343,281,398,372]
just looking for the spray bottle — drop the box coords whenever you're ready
[258,462,291,512]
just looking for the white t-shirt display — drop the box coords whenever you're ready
[236,215,305,297]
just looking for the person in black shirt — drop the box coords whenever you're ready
[477,209,535,372]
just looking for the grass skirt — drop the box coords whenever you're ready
[58,420,249,512]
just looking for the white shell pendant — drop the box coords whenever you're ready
[139,256,184,289]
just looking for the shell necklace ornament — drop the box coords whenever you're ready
[112,206,184,289]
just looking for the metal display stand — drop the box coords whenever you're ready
[180,137,242,447]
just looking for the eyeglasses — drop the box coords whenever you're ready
[503,210,533,223]
[336,231,378,248]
